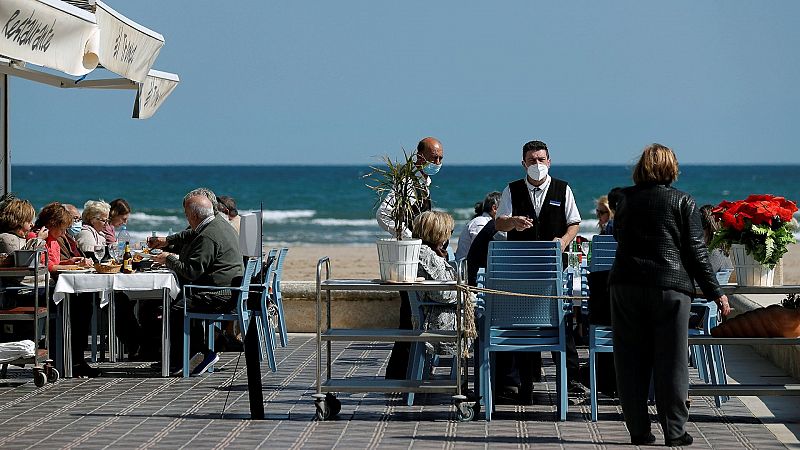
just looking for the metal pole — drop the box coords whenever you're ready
[0,74,9,194]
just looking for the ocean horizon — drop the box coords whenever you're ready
[8,165,800,245]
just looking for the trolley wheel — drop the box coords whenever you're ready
[47,367,60,383]
[33,370,46,387]
[456,404,475,422]
[326,393,341,417]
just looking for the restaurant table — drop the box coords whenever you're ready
[53,270,180,377]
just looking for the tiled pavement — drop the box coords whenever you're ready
[0,334,792,449]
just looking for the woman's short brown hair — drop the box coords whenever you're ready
[632,143,679,185]
[0,198,36,233]
[109,198,131,219]
[37,202,73,230]
[412,211,454,245]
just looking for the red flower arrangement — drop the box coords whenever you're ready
[709,194,798,268]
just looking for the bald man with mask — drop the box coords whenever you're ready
[378,137,445,380]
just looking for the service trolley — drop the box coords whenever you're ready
[313,257,476,421]
[688,285,800,398]
[0,250,58,386]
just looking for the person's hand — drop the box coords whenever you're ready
[148,236,167,249]
[513,216,533,231]
[151,251,170,264]
[37,227,48,240]
[715,294,731,316]
[554,237,565,251]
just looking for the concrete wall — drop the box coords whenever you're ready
[282,281,400,332]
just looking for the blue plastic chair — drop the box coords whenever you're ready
[182,258,260,377]
[480,241,569,421]
[405,289,458,406]
[270,248,289,348]
[587,234,617,421]
[689,298,728,407]
[250,257,279,373]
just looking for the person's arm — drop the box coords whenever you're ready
[680,196,729,315]
[557,223,580,252]
[494,186,534,232]
[162,234,216,283]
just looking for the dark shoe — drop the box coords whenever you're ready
[665,432,693,447]
[496,384,519,404]
[191,352,220,376]
[73,362,100,378]
[630,432,656,445]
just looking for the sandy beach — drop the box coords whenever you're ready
[278,242,800,284]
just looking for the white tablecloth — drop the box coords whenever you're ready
[53,271,180,307]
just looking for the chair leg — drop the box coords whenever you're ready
[589,349,598,422]
[406,342,426,406]
[90,296,98,363]
[259,313,277,373]
[274,293,288,348]
[480,347,493,421]
[714,344,729,404]
[207,321,215,373]
[182,315,190,378]
[559,350,567,421]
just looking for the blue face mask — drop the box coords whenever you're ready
[422,162,441,176]
[68,221,82,237]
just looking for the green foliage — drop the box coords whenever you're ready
[710,220,796,269]
[364,150,428,240]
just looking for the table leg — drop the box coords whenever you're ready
[54,301,64,376]
[162,288,170,377]
[63,294,73,378]
[108,291,117,362]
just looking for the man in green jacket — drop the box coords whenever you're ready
[152,190,243,375]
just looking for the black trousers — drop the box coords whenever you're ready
[611,284,690,441]
[385,291,413,379]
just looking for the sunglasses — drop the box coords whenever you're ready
[596,209,609,216]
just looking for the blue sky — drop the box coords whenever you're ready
[8,1,800,165]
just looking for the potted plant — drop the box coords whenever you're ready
[711,293,800,338]
[709,194,798,286]
[365,150,428,282]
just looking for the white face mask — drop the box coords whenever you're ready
[526,163,549,182]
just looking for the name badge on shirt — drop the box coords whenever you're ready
[549,200,561,207]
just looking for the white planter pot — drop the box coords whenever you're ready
[730,243,775,287]
[376,238,421,282]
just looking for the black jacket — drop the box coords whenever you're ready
[608,183,722,299]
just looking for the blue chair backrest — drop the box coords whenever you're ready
[272,248,288,290]
[589,235,617,272]
[485,241,564,328]
[235,257,261,314]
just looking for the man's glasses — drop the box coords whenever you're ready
[72,217,81,223]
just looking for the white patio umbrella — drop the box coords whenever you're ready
[0,0,179,192]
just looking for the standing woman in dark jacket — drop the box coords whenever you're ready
[609,144,730,447]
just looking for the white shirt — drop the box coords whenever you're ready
[454,213,492,260]
[496,175,581,226]
[376,175,432,239]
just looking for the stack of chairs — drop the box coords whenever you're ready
[479,241,569,421]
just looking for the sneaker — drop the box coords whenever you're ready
[188,352,205,374]
[191,352,219,376]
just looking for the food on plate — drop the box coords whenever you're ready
[59,265,83,271]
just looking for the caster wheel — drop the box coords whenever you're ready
[47,368,60,383]
[315,402,330,421]
[325,393,341,417]
[456,404,475,422]
[33,371,46,387]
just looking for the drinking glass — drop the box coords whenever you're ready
[93,245,105,263]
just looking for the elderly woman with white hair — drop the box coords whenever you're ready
[76,200,110,259]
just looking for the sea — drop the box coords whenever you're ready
[9,165,800,245]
